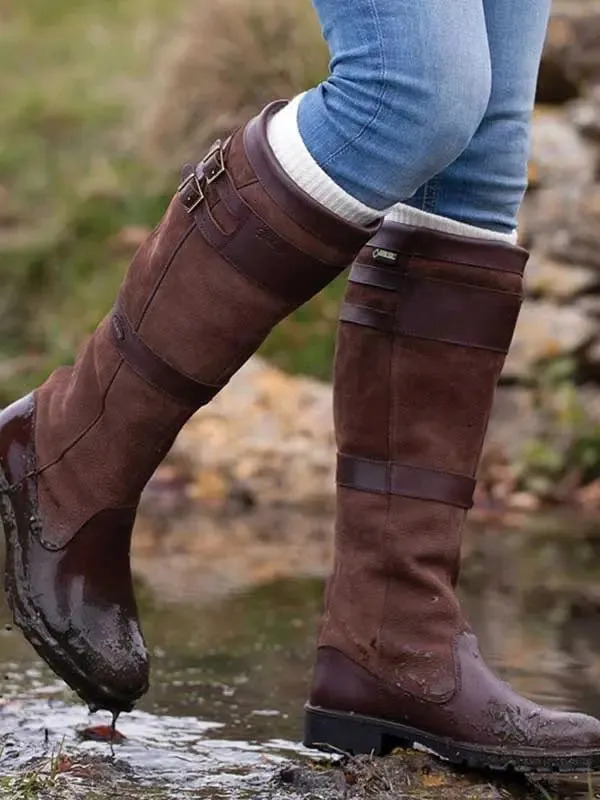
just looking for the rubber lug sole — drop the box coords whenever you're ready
[304,704,600,774]
[0,465,145,713]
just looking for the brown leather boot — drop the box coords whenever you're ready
[0,102,378,713]
[304,222,600,772]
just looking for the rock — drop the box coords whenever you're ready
[520,184,600,269]
[575,295,600,317]
[133,505,334,601]
[149,353,587,517]
[518,187,571,252]
[547,185,600,269]
[165,357,336,511]
[530,108,596,189]
[525,252,598,299]
[503,302,595,379]
[78,725,126,744]
[569,85,600,141]
[538,3,600,103]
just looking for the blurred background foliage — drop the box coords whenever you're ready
[0,0,334,406]
[3,0,600,509]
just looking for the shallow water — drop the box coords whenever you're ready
[3,510,600,798]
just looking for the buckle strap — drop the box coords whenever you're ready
[112,304,222,407]
[337,453,475,510]
[178,140,227,214]
[177,142,346,307]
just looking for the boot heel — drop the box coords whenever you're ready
[304,705,400,757]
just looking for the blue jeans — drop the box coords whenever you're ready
[298,0,551,234]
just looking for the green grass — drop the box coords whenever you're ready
[0,0,338,405]
[0,738,66,799]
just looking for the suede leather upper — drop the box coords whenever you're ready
[0,103,376,711]
[311,224,600,756]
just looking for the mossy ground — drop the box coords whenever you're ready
[0,0,338,407]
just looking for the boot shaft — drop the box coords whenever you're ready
[33,102,379,551]
[321,223,528,697]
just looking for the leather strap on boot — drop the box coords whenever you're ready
[307,225,600,772]
[336,223,526,513]
[317,221,528,704]
[179,103,377,308]
[110,102,380,407]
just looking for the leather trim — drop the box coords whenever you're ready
[350,263,404,292]
[337,453,475,509]
[111,304,221,407]
[340,270,522,354]
[368,223,528,274]
[339,303,395,333]
[243,102,380,254]
[194,188,345,306]
[185,127,349,306]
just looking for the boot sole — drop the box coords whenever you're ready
[0,465,144,712]
[304,704,600,773]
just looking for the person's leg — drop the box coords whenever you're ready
[305,0,600,772]
[267,0,493,221]
[0,0,495,715]
[0,103,378,713]
[396,0,552,236]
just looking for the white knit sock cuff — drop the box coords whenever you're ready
[387,204,518,246]
[266,95,383,226]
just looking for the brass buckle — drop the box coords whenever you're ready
[177,171,204,214]
[203,140,225,185]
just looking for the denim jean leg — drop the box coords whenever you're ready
[405,0,551,234]
[296,0,493,211]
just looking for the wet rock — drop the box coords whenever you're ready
[503,302,595,379]
[77,725,127,744]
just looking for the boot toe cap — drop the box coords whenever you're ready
[72,626,150,711]
[542,710,600,751]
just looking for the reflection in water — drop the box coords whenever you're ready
[2,511,600,797]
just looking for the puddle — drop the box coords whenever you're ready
[2,510,600,798]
